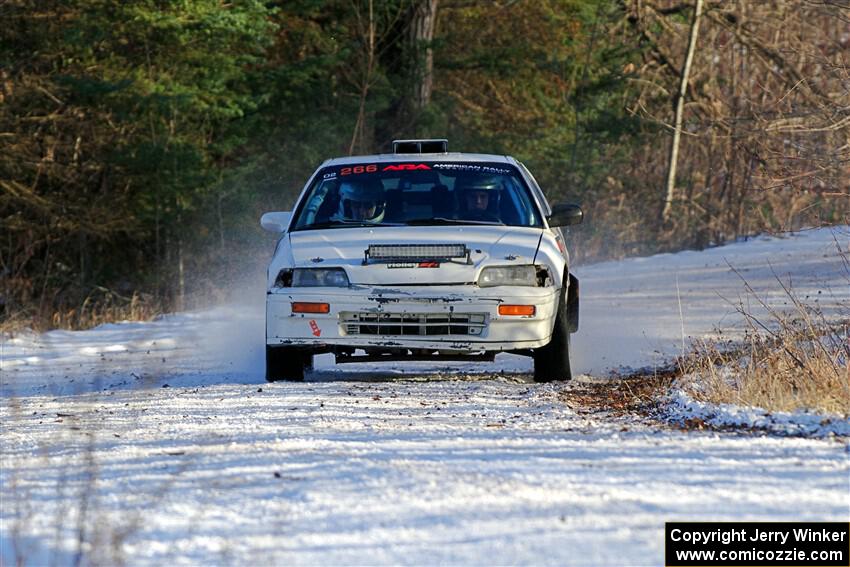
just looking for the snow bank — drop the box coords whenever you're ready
[663,388,850,438]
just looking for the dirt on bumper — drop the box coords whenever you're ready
[266,285,559,352]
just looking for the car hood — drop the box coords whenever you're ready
[283,225,543,285]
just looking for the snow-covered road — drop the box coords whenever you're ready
[2,228,848,565]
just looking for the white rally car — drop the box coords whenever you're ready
[261,139,583,382]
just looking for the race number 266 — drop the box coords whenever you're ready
[340,165,377,176]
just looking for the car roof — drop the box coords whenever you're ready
[322,153,517,167]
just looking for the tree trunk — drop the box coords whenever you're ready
[408,0,439,114]
[569,2,603,182]
[661,0,704,223]
[349,0,376,155]
[177,232,185,311]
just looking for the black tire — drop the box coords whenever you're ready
[266,346,313,382]
[567,273,579,333]
[533,288,572,383]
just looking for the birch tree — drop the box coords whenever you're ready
[661,0,703,223]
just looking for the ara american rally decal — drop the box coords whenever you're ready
[339,164,432,176]
[337,163,513,176]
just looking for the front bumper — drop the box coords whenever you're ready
[266,284,559,353]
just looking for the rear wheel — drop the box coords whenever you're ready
[533,288,572,383]
[266,346,313,382]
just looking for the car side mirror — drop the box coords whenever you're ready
[547,203,583,227]
[260,211,292,233]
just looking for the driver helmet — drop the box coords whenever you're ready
[457,175,501,212]
[336,178,386,222]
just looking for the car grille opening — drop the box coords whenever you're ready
[341,312,487,337]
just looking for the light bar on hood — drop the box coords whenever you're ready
[365,244,470,264]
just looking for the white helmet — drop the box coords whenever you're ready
[336,178,386,222]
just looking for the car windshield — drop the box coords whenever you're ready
[291,161,543,230]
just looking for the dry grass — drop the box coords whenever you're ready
[683,327,849,416]
[680,254,850,416]
[1,287,165,334]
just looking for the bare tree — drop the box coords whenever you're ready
[408,0,440,114]
[617,0,848,254]
[661,0,704,222]
[349,0,377,155]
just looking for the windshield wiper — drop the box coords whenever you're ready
[405,217,505,226]
[297,219,403,230]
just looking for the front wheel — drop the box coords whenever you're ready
[266,346,313,382]
[533,290,572,383]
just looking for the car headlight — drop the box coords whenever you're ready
[274,268,350,288]
[479,265,542,287]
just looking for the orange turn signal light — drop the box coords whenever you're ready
[498,304,536,316]
[292,302,330,314]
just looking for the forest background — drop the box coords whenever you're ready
[2,0,848,330]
